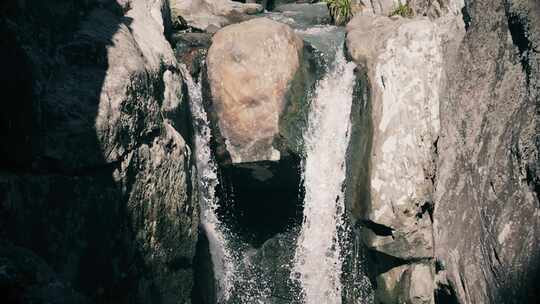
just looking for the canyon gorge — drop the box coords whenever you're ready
[0,0,538,304]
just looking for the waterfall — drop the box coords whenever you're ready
[182,28,371,304]
[291,45,357,304]
[182,64,290,304]
[181,65,236,301]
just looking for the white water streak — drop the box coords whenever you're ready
[181,65,236,301]
[292,48,357,304]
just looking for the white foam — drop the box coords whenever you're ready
[291,47,357,304]
[181,65,236,301]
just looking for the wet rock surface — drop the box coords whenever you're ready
[272,3,331,27]
[246,231,300,304]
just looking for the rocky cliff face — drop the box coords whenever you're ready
[346,0,539,303]
[0,0,198,303]
[1,0,538,303]
[434,0,540,303]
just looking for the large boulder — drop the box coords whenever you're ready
[0,0,198,303]
[170,0,263,33]
[433,0,540,303]
[346,14,444,303]
[205,17,317,164]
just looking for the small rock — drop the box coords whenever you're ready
[169,0,263,32]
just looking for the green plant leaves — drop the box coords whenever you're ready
[327,0,353,25]
[389,3,414,18]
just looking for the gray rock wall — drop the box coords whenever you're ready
[0,0,198,303]
[434,0,540,303]
[346,0,539,303]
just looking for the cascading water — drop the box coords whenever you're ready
[183,26,372,304]
[291,37,357,304]
[182,65,292,304]
[181,65,236,301]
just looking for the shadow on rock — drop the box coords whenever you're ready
[0,1,197,303]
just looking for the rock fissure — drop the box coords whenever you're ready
[359,220,394,237]
[504,7,533,82]
[434,281,459,304]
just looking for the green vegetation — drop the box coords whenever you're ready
[326,0,353,26]
[390,2,414,18]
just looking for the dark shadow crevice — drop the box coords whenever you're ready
[191,228,216,304]
[216,155,304,248]
[504,4,533,83]
[0,1,176,303]
[461,5,471,31]
[365,250,408,288]
[435,282,459,304]
[357,220,394,237]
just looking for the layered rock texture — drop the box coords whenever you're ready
[205,17,317,164]
[434,0,540,303]
[347,14,444,304]
[346,0,539,303]
[0,0,198,303]
[347,15,442,259]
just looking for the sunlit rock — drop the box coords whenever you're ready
[375,263,435,304]
[433,0,540,303]
[347,15,442,260]
[205,17,316,164]
[170,0,263,33]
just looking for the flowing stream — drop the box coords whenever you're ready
[181,65,236,301]
[291,39,357,304]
